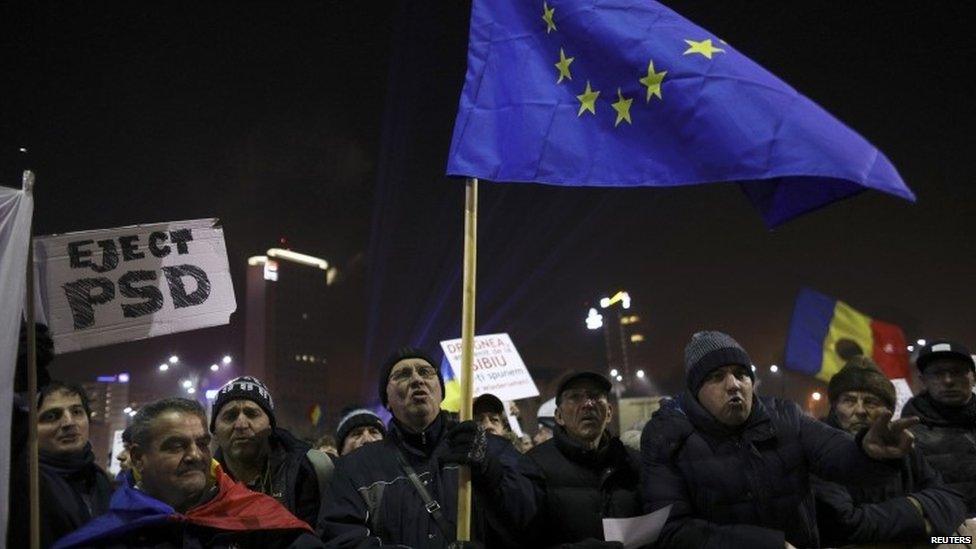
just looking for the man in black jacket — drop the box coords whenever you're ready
[318,346,538,548]
[524,371,641,549]
[901,339,976,514]
[812,356,966,545]
[9,381,113,548]
[642,331,920,549]
[211,376,330,531]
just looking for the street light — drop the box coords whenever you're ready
[222,355,232,365]
[168,355,179,365]
[158,363,169,372]
[812,391,822,401]
[907,345,915,352]
[585,308,604,330]
[769,364,779,373]
[181,379,193,389]
[636,369,645,379]
[610,368,619,377]
[117,373,130,383]
[916,339,926,347]
[615,375,623,382]
[186,387,196,395]
[210,364,219,372]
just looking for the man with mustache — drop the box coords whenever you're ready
[211,376,332,532]
[642,331,920,549]
[53,397,323,548]
[318,346,537,548]
[812,356,966,545]
[8,381,113,548]
[901,340,976,514]
[523,371,642,548]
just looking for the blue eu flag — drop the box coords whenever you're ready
[446,0,915,227]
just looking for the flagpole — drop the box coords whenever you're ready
[456,177,477,542]
[23,170,40,549]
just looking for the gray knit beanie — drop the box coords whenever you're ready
[684,331,754,394]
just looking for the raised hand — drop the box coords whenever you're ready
[861,411,920,460]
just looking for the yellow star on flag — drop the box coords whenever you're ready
[683,38,725,59]
[555,48,574,84]
[638,60,666,102]
[611,88,632,127]
[542,2,556,34]
[577,81,600,116]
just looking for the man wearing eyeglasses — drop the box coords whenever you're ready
[318,347,537,548]
[522,371,641,548]
[902,340,976,514]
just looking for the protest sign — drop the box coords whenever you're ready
[440,333,539,402]
[34,218,236,353]
[891,378,914,419]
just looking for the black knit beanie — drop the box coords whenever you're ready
[684,331,754,395]
[210,376,276,432]
[377,346,444,408]
[336,409,386,451]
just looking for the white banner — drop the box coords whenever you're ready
[440,333,539,402]
[34,218,237,353]
[0,175,35,545]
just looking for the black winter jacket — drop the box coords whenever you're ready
[8,443,113,548]
[216,427,325,530]
[524,425,643,548]
[318,413,538,548]
[641,392,899,549]
[812,415,967,545]
[901,392,976,514]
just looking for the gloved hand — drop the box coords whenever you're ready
[562,539,623,549]
[441,420,488,468]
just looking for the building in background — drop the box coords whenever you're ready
[245,248,354,438]
[82,376,130,468]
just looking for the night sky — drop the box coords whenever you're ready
[3,2,975,425]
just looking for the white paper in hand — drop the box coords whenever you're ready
[602,505,671,549]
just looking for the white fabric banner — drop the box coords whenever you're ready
[0,176,35,547]
[33,218,237,353]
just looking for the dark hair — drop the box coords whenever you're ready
[38,381,92,418]
[129,398,207,448]
[314,434,337,450]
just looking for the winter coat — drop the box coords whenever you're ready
[318,412,539,548]
[8,442,113,548]
[812,415,967,546]
[901,392,976,514]
[216,427,326,529]
[641,392,901,549]
[52,464,322,549]
[523,425,643,548]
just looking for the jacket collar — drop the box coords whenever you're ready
[389,412,448,458]
[553,424,613,468]
[677,390,776,442]
[904,392,976,428]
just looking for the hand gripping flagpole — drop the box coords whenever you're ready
[456,177,478,542]
[23,170,40,549]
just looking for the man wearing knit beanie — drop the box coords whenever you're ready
[826,356,897,434]
[318,346,536,547]
[335,409,385,456]
[642,330,922,548]
[211,376,329,531]
[812,356,967,546]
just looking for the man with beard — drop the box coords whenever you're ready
[8,381,113,548]
[812,357,966,545]
[52,398,322,548]
[523,371,641,548]
[642,331,921,548]
[319,346,537,548]
[211,376,332,531]
[901,340,976,514]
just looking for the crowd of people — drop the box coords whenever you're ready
[8,330,976,548]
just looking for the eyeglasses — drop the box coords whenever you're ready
[389,365,438,383]
[561,390,608,405]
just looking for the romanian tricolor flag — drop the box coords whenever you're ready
[785,288,910,381]
[440,355,461,412]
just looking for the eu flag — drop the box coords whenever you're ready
[446,0,916,227]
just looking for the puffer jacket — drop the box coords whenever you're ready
[524,425,643,547]
[641,392,900,549]
[812,414,967,545]
[901,392,976,514]
[318,413,538,548]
